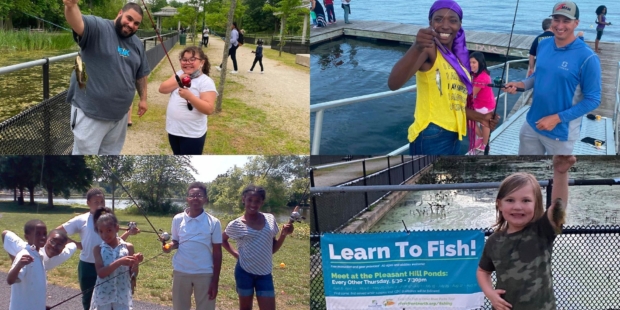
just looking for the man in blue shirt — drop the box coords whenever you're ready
[505,1,601,155]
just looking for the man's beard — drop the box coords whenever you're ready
[115,17,136,38]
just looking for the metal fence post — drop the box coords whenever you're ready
[387,156,392,185]
[401,155,406,180]
[546,178,553,209]
[42,58,50,100]
[310,168,320,233]
[363,160,369,209]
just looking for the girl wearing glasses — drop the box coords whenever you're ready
[159,46,217,155]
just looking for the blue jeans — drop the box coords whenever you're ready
[234,262,275,297]
[342,4,350,23]
[409,123,461,155]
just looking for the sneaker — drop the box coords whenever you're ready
[216,67,221,71]
[247,70,253,73]
[260,71,264,74]
[231,70,238,74]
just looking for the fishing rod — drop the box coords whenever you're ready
[474,77,524,92]
[96,157,170,245]
[136,0,193,109]
[485,0,520,155]
[48,233,200,309]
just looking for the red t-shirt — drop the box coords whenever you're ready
[324,0,334,5]
[472,72,496,110]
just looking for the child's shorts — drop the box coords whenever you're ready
[234,262,275,297]
[92,303,130,310]
[475,107,491,114]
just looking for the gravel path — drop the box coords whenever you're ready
[0,271,173,310]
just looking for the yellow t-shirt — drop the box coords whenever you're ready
[407,51,470,143]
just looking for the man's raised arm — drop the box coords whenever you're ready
[64,0,85,36]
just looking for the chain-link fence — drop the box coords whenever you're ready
[0,33,178,155]
[310,226,620,310]
[310,156,438,233]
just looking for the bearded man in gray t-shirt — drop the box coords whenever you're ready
[64,0,150,155]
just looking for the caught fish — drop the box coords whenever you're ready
[74,54,88,89]
[435,69,442,96]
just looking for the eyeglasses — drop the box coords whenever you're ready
[180,57,202,63]
[187,195,206,199]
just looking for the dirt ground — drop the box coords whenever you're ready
[122,37,309,154]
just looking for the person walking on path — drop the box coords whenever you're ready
[64,0,150,155]
[202,27,209,47]
[595,5,612,53]
[341,0,351,24]
[248,39,265,73]
[217,22,240,74]
[528,18,554,77]
[504,1,601,155]
[324,0,336,24]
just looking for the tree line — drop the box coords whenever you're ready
[1,0,308,37]
[0,155,309,214]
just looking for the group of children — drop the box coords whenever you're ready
[4,184,293,310]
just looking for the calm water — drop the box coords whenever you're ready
[0,197,309,224]
[311,38,527,154]
[371,156,620,231]
[337,0,620,42]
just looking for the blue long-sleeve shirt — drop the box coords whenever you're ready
[521,37,601,141]
[255,45,263,58]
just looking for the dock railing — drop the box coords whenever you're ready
[615,61,620,155]
[310,59,529,155]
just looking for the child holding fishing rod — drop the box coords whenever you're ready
[222,185,295,310]
[55,188,140,310]
[477,155,576,310]
[90,207,144,310]
[159,46,217,155]
[388,0,499,155]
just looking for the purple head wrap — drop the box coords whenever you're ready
[428,0,472,95]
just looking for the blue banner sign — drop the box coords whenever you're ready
[320,230,485,309]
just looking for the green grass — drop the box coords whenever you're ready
[243,43,310,73]
[0,31,76,52]
[0,201,310,309]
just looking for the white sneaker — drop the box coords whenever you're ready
[247,70,253,73]
[260,71,264,74]
[231,70,238,74]
[216,67,221,71]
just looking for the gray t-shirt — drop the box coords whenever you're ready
[479,210,557,310]
[67,15,150,121]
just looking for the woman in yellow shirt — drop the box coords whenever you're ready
[388,0,499,155]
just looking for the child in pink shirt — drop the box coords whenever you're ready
[470,52,496,151]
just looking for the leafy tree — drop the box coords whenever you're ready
[88,156,135,212]
[130,156,196,214]
[0,156,41,205]
[263,0,308,56]
[210,166,246,212]
[214,0,238,112]
[41,156,93,208]
[242,0,279,33]
[168,0,184,8]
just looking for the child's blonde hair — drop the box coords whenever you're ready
[493,172,544,232]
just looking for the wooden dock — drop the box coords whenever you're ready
[310,20,620,121]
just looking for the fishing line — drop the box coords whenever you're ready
[484,0,520,155]
[136,0,184,88]
[21,11,72,32]
[96,156,167,244]
[48,233,201,309]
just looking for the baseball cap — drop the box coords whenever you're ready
[551,2,580,20]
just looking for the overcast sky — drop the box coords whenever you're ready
[189,155,253,183]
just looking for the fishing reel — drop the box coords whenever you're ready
[159,229,171,242]
[177,75,194,111]
[128,221,137,230]
[290,210,305,223]
[488,76,524,92]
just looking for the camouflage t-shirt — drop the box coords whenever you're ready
[479,210,558,310]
